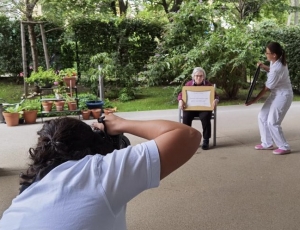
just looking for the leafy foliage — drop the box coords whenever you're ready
[73,17,163,99]
[22,99,40,111]
[0,16,23,76]
[143,0,299,99]
[24,66,57,86]
[253,21,300,91]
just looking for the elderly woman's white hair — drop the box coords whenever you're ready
[191,67,206,79]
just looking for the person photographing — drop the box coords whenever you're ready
[0,115,201,230]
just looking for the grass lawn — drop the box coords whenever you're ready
[1,80,299,112]
[112,86,177,112]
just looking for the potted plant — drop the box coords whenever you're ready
[78,94,93,120]
[54,100,65,111]
[85,93,104,110]
[59,68,77,87]
[65,95,77,111]
[42,100,53,112]
[22,99,40,124]
[80,104,90,120]
[87,95,105,119]
[2,104,23,126]
[25,66,57,88]
[102,99,117,115]
[53,84,66,99]
[81,107,91,120]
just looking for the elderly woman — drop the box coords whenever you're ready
[178,67,219,150]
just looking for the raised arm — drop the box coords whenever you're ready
[93,114,201,180]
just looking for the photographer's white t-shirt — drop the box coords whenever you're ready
[0,140,160,230]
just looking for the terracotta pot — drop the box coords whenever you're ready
[67,102,77,111]
[42,101,53,112]
[23,110,38,124]
[91,109,101,119]
[2,112,19,126]
[81,110,91,120]
[63,77,76,88]
[54,101,65,111]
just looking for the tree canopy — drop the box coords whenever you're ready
[0,0,300,98]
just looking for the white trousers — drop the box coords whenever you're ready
[258,92,293,150]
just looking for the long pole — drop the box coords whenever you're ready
[40,23,50,69]
[98,65,104,101]
[21,22,28,96]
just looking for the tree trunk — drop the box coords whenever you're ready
[295,0,299,24]
[161,0,169,14]
[40,24,50,69]
[118,0,128,16]
[110,1,117,16]
[169,0,183,13]
[27,23,38,71]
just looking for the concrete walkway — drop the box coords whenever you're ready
[1,102,300,229]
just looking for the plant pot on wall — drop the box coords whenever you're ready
[86,101,104,110]
[67,101,77,111]
[63,77,76,88]
[2,112,19,126]
[54,101,65,111]
[91,109,101,119]
[42,101,53,112]
[81,110,91,120]
[23,110,38,124]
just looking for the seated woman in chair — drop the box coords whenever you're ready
[178,67,219,150]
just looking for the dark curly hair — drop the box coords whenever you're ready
[19,117,114,192]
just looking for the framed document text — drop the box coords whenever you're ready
[182,86,215,111]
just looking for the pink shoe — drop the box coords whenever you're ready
[255,144,274,150]
[273,149,291,155]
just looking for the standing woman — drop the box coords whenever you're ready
[246,42,293,155]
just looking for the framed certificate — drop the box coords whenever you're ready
[182,86,215,111]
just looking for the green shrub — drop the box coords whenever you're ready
[78,93,98,110]
[22,99,40,111]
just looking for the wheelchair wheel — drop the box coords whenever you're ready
[120,135,131,149]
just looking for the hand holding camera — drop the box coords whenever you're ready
[92,114,130,150]
[92,113,125,136]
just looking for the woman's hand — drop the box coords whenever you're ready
[92,114,125,135]
[178,100,185,110]
[91,122,104,131]
[245,99,255,106]
[257,61,263,67]
[257,62,269,72]
[213,99,218,108]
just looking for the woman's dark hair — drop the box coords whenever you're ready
[267,42,287,66]
[19,117,113,191]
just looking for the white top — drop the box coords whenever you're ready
[265,60,293,95]
[0,140,160,230]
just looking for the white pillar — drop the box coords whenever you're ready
[98,65,104,101]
